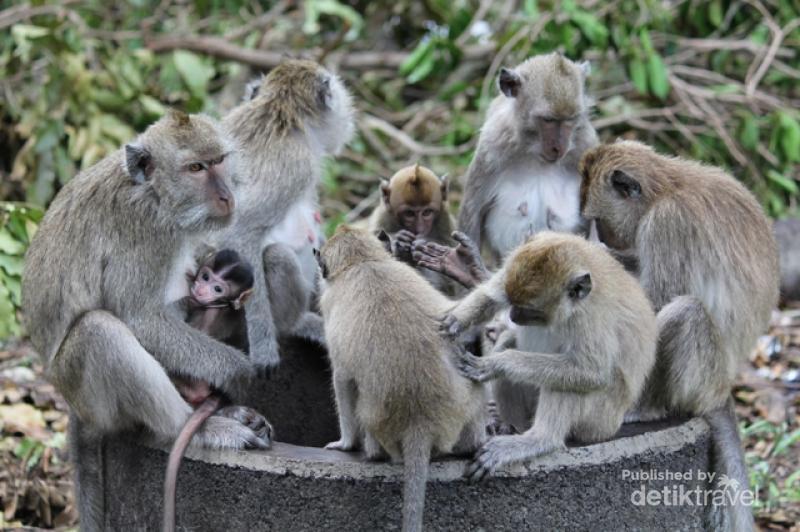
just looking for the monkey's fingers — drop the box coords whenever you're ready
[324,439,358,452]
[439,314,463,339]
[395,230,416,244]
[451,231,479,252]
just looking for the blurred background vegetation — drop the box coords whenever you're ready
[0,0,798,528]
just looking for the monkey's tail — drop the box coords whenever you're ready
[703,397,755,532]
[401,430,433,532]
[163,395,221,532]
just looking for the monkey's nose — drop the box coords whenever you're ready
[216,193,234,216]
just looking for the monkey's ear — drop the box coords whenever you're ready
[440,174,449,201]
[377,230,392,253]
[380,180,391,206]
[244,78,261,100]
[578,60,591,77]
[498,68,521,98]
[125,143,153,185]
[313,248,329,279]
[610,170,641,199]
[567,272,592,300]
[232,288,253,310]
[318,76,332,109]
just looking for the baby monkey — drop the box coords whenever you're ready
[164,249,268,532]
[441,232,657,481]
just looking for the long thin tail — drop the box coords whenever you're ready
[402,431,433,532]
[163,395,221,532]
[703,397,755,532]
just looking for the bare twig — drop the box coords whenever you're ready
[0,1,78,30]
[223,0,290,41]
[360,114,475,157]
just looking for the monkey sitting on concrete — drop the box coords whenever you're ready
[318,226,486,532]
[579,140,779,531]
[440,231,657,482]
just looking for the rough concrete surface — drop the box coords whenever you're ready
[94,343,716,531]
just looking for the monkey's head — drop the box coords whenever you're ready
[317,225,390,280]
[381,164,447,237]
[499,52,591,164]
[579,140,668,250]
[245,60,355,154]
[191,249,254,309]
[504,232,593,326]
[124,110,238,232]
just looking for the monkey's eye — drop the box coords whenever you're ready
[422,209,435,218]
[211,154,226,166]
[202,273,210,281]
[541,117,557,124]
[214,285,223,294]
[188,162,204,173]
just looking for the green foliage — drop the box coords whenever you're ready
[743,420,800,512]
[0,203,42,339]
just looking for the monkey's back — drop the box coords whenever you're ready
[322,260,481,453]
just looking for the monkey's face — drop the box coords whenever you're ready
[395,204,439,237]
[191,266,231,305]
[505,235,593,325]
[579,143,652,250]
[126,112,238,232]
[383,164,446,237]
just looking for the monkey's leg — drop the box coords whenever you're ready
[656,295,730,414]
[68,415,104,532]
[244,244,281,369]
[291,312,327,346]
[325,375,361,451]
[363,432,388,461]
[466,392,571,482]
[452,415,487,456]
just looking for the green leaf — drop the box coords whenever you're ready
[709,0,723,27]
[139,95,166,117]
[778,112,800,163]
[739,115,759,151]
[0,254,24,276]
[0,228,25,255]
[629,58,648,95]
[646,54,670,99]
[571,11,608,45]
[172,50,215,98]
[407,51,437,84]
[767,170,799,195]
[400,38,435,77]
[447,8,472,40]
[773,428,800,456]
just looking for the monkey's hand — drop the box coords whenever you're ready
[393,230,416,262]
[439,312,465,340]
[412,232,487,288]
[324,439,360,452]
[216,406,274,447]
[454,344,497,383]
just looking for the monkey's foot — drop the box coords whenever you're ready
[485,420,518,436]
[324,439,359,452]
[217,406,273,446]
[466,435,563,482]
[196,415,271,450]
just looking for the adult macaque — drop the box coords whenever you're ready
[367,164,458,294]
[319,227,485,532]
[580,140,779,531]
[22,111,271,529]
[457,52,598,264]
[220,59,354,369]
[440,232,657,481]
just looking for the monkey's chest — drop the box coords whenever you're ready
[485,172,581,258]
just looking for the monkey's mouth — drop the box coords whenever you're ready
[509,306,548,325]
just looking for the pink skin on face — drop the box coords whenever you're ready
[191,266,230,305]
[397,204,439,237]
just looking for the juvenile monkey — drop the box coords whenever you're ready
[580,140,779,531]
[22,111,271,529]
[219,59,354,369]
[457,52,597,265]
[318,227,485,532]
[440,231,657,481]
[165,249,272,532]
[367,164,459,294]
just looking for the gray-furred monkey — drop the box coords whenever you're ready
[580,140,779,531]
[457,52,598,264]
[440,232,657,481]
[219,59,354,369]
[22,111,271,530]
[319,226,485,532]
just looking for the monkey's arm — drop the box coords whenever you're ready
[243,245,281,369]
[440,270,508,337]
[130,309,254,395]
[457,348,609,393]
[457,152,494,250]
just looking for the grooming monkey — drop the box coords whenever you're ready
[580,140,779,531]
[219,59,354,369]
[367,164,460,294]
[165,249,272,532]
[456,52,597,266]
[22,111,271,529]
[319,227,485,532]
[440,231,657,481]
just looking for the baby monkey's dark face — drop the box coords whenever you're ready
[191,265,232,305]
[190,249,255,308]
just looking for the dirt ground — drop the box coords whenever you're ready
[1,309,798,530]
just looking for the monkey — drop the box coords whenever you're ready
[164,248,273,532]
[318,226,486,532]
[439,231,657,482]
[22,110,272,530]
[218,59,354,369]
[366,164,461,294]
[456,52,598,267]
[579,140,780,531]
[773,217,800,304]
